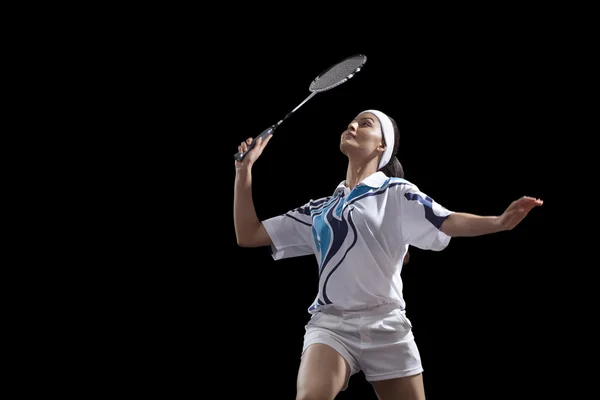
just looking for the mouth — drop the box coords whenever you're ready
[342,132,355,140]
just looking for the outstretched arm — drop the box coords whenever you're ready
[440,196,543,237]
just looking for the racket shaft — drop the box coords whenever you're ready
[282,92,317,124]
[234,126,275,161]
[233,92,317,161]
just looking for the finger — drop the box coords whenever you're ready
[246,138,253,145]
[520,196,536,203]
[516,197,536,207]
[256,137,267,151]
[262,133,273,147]
[522,196,544,205]
[522,198,543,207]
[241,142,247,152]
[522,200,537,210]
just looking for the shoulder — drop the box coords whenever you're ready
[378,177,419,194]
[374,178,432,206]
[306,195,335,209]
[291,195,333,214]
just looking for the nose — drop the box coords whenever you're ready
[347,121,358,132]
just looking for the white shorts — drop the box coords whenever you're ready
[301,303,423,391]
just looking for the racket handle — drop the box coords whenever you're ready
[233,126,275,161]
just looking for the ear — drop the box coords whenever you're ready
[377,142,387,153]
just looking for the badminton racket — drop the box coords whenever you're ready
[233,54,367,161]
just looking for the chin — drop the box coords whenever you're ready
[339,142,350,156]
[340,141,357,154]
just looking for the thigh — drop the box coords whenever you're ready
[361,310,423,383]
[371,373,425,400]
[296,343,349,400]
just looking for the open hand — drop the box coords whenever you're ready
[498,196,543,231]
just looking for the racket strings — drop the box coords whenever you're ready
[310,56,366,92]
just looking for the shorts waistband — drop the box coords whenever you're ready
[319,303,402,319]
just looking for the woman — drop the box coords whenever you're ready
[233,109,542,400]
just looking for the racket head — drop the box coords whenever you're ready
[309,54,367,93]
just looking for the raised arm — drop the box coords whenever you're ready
[234,135,273,247]
[439,196,543,237]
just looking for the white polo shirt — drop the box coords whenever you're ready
[262,171,454,314]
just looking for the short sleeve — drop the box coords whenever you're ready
[262,202,315,260]
[398,183,454,251]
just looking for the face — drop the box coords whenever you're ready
[340,112,386,161]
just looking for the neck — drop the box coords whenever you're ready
[345,158,380,190]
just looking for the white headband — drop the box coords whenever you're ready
[360,109,394,170]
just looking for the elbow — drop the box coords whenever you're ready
[236,223,269,248]
[235,223,271,248]
[236,236,250,247]
[234,226,252,247]
[236,235,258,248]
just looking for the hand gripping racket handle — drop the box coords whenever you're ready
[233,125,275,161]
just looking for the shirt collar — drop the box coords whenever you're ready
[335,171,389,194]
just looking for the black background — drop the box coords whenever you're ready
[85,16,567,400]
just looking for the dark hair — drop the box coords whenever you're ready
[378,115,404,178]
[378,115,410,265]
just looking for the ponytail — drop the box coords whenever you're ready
[385,155,410,265]
[377,115,404,179]
[379,156,404,178]
[377,115,409,264]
